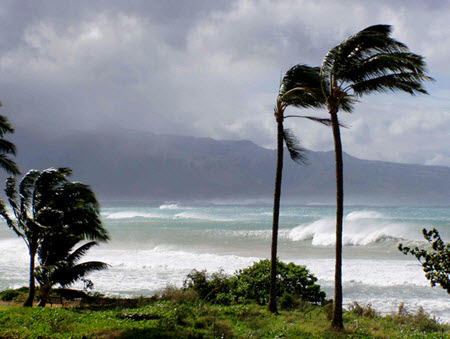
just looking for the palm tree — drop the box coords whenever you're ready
[0,168,109,307]
[35,240,108,307]
[34,180,109,306]
[268,65,333,313]
[316,24,433,330]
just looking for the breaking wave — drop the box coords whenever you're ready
[159,203,180,210]
[289,210,419,246]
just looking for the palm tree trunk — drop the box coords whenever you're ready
[330,110,344,330]
[37,284,51,307]
[268,116,284,314]
[23,246,36,307]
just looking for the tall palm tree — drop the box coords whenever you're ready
[1,168,109,307]
[268,65,332,313]
[317,24,433,330]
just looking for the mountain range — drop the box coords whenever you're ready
[6,129,450,205]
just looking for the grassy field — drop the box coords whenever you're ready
[0,295,449,338]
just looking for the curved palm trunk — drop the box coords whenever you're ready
[268,115,284,314]
[23,245,37,307]
[330,111,344,330]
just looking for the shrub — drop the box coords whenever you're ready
[229,259,325,305]
[0,289,21,301]
[183,260,325,306]
[348,301,379,318]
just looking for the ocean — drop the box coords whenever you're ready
[0,202,449,322]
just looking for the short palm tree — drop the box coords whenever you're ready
[1,168,109,307]
[35,240,108,307]
[317,24,433,330]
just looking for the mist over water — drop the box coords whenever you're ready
[0,202,449,322]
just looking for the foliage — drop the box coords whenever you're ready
[183,260,325,306]
[0,289,22,301]
[348,302,379,318]
[398,228,450,293]
[0,297,448,339]
[0,107,19,175]
[0,167,109,306]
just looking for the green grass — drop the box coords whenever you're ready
[0,299,448,338]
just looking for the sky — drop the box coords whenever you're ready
[0,0,449,166]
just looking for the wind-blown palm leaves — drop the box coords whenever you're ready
[0,106,19,176]
[316,24,433,330]
[35,239,108,307]
[0,168,109,307]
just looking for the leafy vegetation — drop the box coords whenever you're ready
[0,168,109,306]
[399,228,450,293]
[0,106,19,175]
[183,259,325,306]
[0,291,448,338]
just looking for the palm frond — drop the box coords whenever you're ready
[0,115,14,137]
[351,73,429,96]
[0,198,22,237]
[283,129,308,165]
[55,261,109,287]
[0,139,16,155]
[279,64,325,109]
[19,170,40,212]
[0,155,19,175]
[33,168,71,212]
[66,241,98,265]
[322,24,408,79]
[5,176,20,218]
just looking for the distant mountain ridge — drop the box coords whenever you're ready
[7,129,450,205]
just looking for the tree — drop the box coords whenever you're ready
[399,228,449,293]
[35,240,108,307]
[315,25,432,330]
[0,168,109,306]
[268,65,333,313]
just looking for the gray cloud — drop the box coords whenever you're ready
[0,0,448,166]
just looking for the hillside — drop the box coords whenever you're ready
[7,129,450,205]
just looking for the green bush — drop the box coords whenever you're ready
[0,289,21,301]
[183,260,325,306]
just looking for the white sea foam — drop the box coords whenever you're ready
[106,211,167,219]
[173,212,233,222]
[289,211,420,246]
[159,203,180,210]
[74,246,260,295]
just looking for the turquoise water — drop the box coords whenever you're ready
[0,202,449,321]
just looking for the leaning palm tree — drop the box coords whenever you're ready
[1,168,109,307]
[316,24,433,330]
[268,65,333,313]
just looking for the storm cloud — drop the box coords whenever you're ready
[0,0,449,166]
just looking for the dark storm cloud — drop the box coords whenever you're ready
[0,0,449,166]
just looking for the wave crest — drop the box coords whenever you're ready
[289,211,417,246]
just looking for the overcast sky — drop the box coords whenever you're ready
[0,0,449,166]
